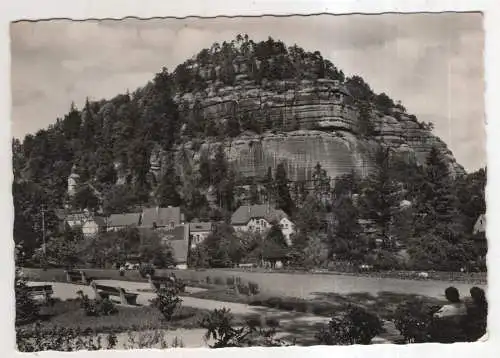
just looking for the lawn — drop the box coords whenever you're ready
[18,298,210,334]
[186,286,447,321]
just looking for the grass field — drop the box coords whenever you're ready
[184,286,446,321]
[18,298,210,334]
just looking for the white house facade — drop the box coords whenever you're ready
[188,222,213,248]
[82,217,106,238]
[231,204,295,245]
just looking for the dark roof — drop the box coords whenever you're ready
[108,213,141,227]
[92,216,107,227]
[231,205,289,225]
[189,222,212,232]
[141,207,182,227]
[159,225,189,264]
[158,225,188,241]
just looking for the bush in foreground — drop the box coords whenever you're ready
[76,291,118,317]
[201,308,291,348]
[15,268,40,325]
[150,287,182,321]
[316,305,383,345]
[16,323,117,352]
[393,299,436,343]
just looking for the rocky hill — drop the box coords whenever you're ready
[13,35,464,213]
[146,36,463,184]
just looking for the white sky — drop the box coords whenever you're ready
[10,13,485,172]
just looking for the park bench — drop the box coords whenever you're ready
[26,284,53,303]
[65,270,90,285]
[90,281,138,305]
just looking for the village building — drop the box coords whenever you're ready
[473,214,487,261]
[141,206,185,230]
[82,216,107,238]
[188,221,213,248]
[63,210,91,230]
[156,224,190,270]
[231,204,295,245]
[107,213,142,232]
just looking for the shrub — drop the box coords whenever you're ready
[295,301,309,313]
[139,264,155,278]
[316,305,383,345]
[226,277,235,286]
[150,288,182,321]
[201,308,290,348]
[76,291,117,316]
[99,298,118,316]
[15,268,40,325]
[311,302,334,316]
[279,300,296,311]
[213,277,224,285]
[393,299,434,343]
[265,297,283,309]
[248,282,260,295]
[177,280,187,293]
[237,284,250,296]
[16,323,117,352]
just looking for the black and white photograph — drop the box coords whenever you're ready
[10,10,488,351]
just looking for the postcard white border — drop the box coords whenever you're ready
[1,1,499,358]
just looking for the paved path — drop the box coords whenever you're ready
[31,280,395,346]
[174,269,486,299]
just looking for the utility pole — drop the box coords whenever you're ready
[40,204,47,270]
[41,205,46,254]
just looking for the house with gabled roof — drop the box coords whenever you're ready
[141,206,184,230]
[472,214,487,261]
[107,213,142,232]
[231,204,295,245]
[473,214,486,235]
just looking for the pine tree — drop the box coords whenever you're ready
[156,160,181,207]
[312,162,331,202]
[249,180,260,205]
[199,151,211,188]
[416,146,463,237]
[359,147,401,250]
[357,101,375,137]
[263,166,274,204]
[211,146,228,187]
[330,195,363,262]
[275,163,294,215]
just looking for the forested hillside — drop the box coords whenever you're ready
[12,35,486,271]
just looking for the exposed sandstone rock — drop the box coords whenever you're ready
[152,78,464,184]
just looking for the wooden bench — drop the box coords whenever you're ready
[26,284,53,303]
[65,270,90,285]
[90,281,138,305]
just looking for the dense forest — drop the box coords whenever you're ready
[12,35,486,271]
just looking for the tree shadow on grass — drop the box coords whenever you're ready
[235,307,331,346]
[311,291,445,320]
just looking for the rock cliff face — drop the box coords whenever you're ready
[155,75,464,183]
